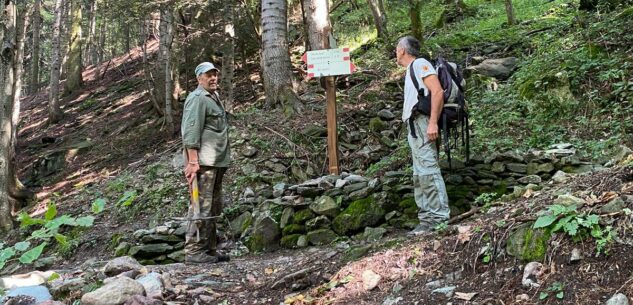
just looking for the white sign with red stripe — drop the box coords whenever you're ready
[302,48,356,79]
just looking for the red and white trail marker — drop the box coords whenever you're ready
[302,48,356,80]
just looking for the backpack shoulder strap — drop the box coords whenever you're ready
[409,59,421,91]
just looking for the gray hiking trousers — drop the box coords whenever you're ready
[407,115,450,227]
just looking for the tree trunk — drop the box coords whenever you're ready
[84,0,97,66]
[59,0,70,79]
[221,0,236,112]
[366,0,387,40]
[141,20,162,116]
[409,0,423,42]
[160,7,174,135]
[63,0,83,95]
[92,11,108,80]
[261,0,302,117]
[303,0,331,50]
[505,0,516,26]
[48,0,64,123]
[29,0,41,93]
[124,19,131,54]
[0,0,17,233]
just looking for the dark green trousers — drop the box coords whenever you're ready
[185,166,226,255]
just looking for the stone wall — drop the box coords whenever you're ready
[119,144,604,261]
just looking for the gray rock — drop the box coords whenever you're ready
[133,229,152,239]
[167,250,184,262]
[307,229,338,246]
[553,194,585,206]
[570,248,583,263]
[361,270,382,291]
[280,208,294,229]
[349,187,373,201]
[466,57,518,80]
[81,277,146,305]
[305,215,331,231]
[136,272,163,299]
[552,170,570,183]
[492,162,506,173]
[605,293,630,305]
[104,256,144,277]
[241,146,258,158]
[476,170,498,180]
[335,179,349,188]
[517,175,541,184]
[545,148,576,157]
[445,175,463,185]
[265,161,286,173]
[128,244,173,258]
[425,279,443,289]
[599,197,626,214]
[273,183,287,198]
[115,242,131,257]
[506,163,527,174]
[527,162,555,175]
[343,182,368,193]
[377,109,396,121]
[50,278,86,299]
[243,187,255,198]
[154,226,170,235]
[382,296,403,305]
[304,125,327,137]
[245,216,280,252]
[2,285,51,303]
[431,286,456,298]
[363,227,387,242]
[344,174,369,183]
[297,235,309,248]
[522,262,543,288]
[309,196,340,218]
[439,159,466,170]
[296,186,325,197]
[140,234,183,244]
[230,211,252,238]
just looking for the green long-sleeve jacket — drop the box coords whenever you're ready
[181,86,230,167]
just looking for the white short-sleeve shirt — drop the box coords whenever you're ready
[403,58,437,122]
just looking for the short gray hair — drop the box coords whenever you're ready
[397,36,421,57]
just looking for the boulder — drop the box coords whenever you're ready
[128,244,173,259]
[104,256,144,277]
[280,234,303,249]
[1,285,52,303]
[135,273,163,299]
[605,293,630,305]
[245,216,280,252]
[377,109,396,121]
[81,277,145,305]
[506,223,550,262]
[332,198,385,235]
[466,57,518,80]
[229,211,253,238]
[305,215,331,231]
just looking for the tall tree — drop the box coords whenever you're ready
[409,0,423,42]
[0,0,17,232]
[29,0,42,93]
[159,7,174,134]
[94,12,107,78]
[48,0,65,123]
[221,0,236,112]
[63,0,83,95]
[505,0,516,26]
[261,0,302,116]
[84,0,98,66]
[366,0,387,40]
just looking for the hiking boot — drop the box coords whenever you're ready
[185,253,219,264]
[207,250,231,262]
[407,224,432,236]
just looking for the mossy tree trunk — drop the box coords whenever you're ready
[409,0,423,43]
[48,0,64,123]
[221,0,236,112]
[63,0,83,96]
[505,0,516,26]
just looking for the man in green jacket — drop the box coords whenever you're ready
[181,62,231,264]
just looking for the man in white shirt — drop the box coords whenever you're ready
[396,36,450,235]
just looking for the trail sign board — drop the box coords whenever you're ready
[302,48,356,79]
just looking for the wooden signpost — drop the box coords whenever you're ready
[302,48,356,175]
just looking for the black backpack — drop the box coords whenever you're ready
[408,56,470,168]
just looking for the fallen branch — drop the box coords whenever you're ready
[448,206,480,225]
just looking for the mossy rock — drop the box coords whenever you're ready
[506,223,550,262]
[280,234,303,249]
[229,211,253,238]
[332,197,385,235]
[343,245,372,262]
[368,117,388,132]
[244,216,280,252]
[293,209,316,224]
[306,229,338,246]
[282,224,306,236]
